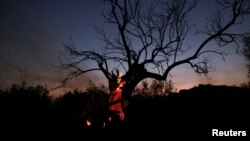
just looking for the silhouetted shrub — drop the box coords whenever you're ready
[1,83,249,136]
[0,84,52,130]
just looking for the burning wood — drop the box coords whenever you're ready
[83,74,128,128]
[108,76,125,121]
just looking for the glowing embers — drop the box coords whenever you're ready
[86,119,92,127]
[85,118,106,128]
[84,75,126,128]
[108,116,112,122]
[108,75,125,121]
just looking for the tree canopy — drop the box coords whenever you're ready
[59,0,250,101]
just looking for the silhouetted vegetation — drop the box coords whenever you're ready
[128,85,250,128]
[59,0,250,115]
[0,84,52,130]
[243,36,250,87]
[0,83,249,138]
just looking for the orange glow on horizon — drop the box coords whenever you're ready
[48,67,247,97]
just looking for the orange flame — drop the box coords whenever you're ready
[86,119,92,126]
[108,74,126,121]
[117,76,122,84]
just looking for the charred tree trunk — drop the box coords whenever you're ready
[107,64,148,121]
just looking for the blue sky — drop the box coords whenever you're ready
[0,0,249,96]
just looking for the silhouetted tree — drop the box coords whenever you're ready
[84,81,109,110]
[140,80,150,96]
[0,74,4,90]
[164,80,175,94]
[134,79,175,96]
[17,68,40,87]
[242,36,250,84]
[150,80,165,95]
[0,84,52,129]
[18,68,30,87]
[59,0,250,114]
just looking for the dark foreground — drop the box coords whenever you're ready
[0,84,249,139]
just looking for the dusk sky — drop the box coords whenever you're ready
[1,0,249,97]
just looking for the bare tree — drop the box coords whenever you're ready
[18,68,29,87]
[164,80,175,94]
[242,36,250,85]
[243,36,250,70]
[150,79,165,95]
[17,68,40,87]
[141,80,149,95]
[0,74,4,90]
[59,0,250,105]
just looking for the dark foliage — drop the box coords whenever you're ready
[125,84,250,137]
[0,84,52,130]
[0,84,249,138]
[0,84,109,132]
